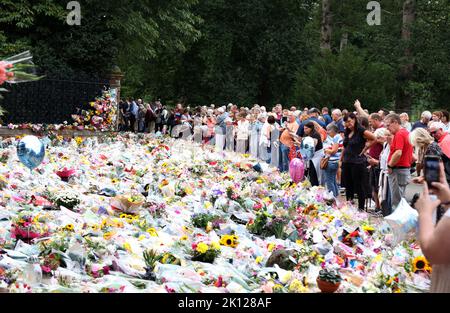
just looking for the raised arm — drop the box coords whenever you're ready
[354,99,370,119]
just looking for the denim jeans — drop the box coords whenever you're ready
[279,144,291,173]
[325,161,339,197]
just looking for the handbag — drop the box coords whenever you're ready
[320,156,330,169]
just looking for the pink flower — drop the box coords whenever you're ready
[102,266,110,275]
[41,265,52,273]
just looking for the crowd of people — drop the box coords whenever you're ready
[118,98,450,217]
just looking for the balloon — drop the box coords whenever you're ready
[289,158,305,183]
[17,136,45,171]
[300,136,315,162]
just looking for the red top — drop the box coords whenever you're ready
[368,142,383,160]
[388,128,413,167]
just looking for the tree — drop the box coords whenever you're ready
[320,0,333,52]
[395,0,416,112]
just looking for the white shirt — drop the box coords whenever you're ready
[380,143,391,171]
[443,122,450,133]
[260,122,272,147]
[236,120,250,140]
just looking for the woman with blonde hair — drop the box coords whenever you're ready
[409,127,444,176]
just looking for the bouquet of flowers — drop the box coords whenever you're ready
[191,213,225,232]
[71,89,117,131]
[50,192,81,210]
[55,167,77,182]
[190,241,221,263]
[10,212,50,241]
[247,210,289,239]
[145,201,166,218]
[0,51,43,105]
[110,194,145,214]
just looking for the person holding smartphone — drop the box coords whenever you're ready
[415,162,450,292]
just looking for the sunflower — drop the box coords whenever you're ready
[303,204,317,215]
[180,235,188,241]
[119,213,128,219]
[412,256,429,273]
[64,224,74,231]
[103,232,114,240]
[146,228,158,237]
[220,235,239,248]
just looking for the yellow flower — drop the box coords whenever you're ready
[91,224,100,232]
[139,220,147,228]
[111,178,119,184]
[280,271,293,284]
[146,228,158,237]
[220,235,235,247]
[123,242,132,253]
[296,239,303,246]
[206,222,213,233]
[204,201,212,209]
[180,235,188,241]
[103,232,114,240]
[185,187,193,195]
[196,242,209,254]
[273,284,283,292]
[289,279,307,293]
[119,213,128,219]
[65,224,74,231]
[211,242,221,250]
[256,179,263,184]
[75,137,83,145]
[161,253,170,264]
[255,256,263,264]
[412,256,429,273]
[362,225,375,233]
[114,220,124,228]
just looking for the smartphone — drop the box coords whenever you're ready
[424,155,441,188]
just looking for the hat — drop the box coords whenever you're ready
[308,108,320,114]
[217,107,225,113]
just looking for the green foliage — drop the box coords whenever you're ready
[1,0,450,113]
[318,268,342,284]
[295,47,395,111]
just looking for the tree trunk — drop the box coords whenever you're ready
[395,0,416,113]
[320,0,332,53]
[340,32,348,52]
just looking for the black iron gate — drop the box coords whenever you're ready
[0,78,109,124]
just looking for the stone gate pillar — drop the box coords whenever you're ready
[109,65,124,131]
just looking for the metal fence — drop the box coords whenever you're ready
[0,78,109,124]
